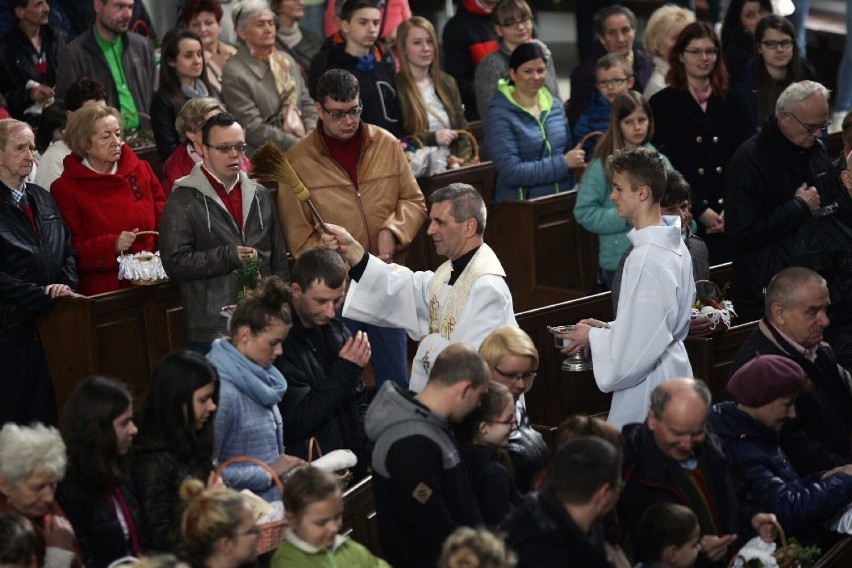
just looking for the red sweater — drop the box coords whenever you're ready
[52,144,166,295]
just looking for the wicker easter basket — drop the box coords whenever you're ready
[404,129,480,168]
[214,456,286,554]
[117,231,168,286]
[727,520,803,568]
[572,131,605,181]
[693,279,737,337]
[307,437,353,489]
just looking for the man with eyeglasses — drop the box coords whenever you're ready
[160,112,290,354]
[567,5,654,127]
[622,378,778,568]
[282,68,426,389]
[726,80,843,321]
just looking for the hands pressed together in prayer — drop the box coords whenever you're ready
[339,330,371,367]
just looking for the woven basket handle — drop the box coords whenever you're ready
[214,455,285,493]
[307,437,323,463]
[725,519,788,568]
[575,131,605,152]
[118,231,159,257]
[695,279,723,298]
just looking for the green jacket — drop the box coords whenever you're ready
[270,529,391,568]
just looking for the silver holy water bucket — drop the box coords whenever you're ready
[547,324,593,372]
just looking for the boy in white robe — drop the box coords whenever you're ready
[561,147,695,429]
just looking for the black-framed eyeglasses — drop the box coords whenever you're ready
[760,39,794,50]
[786,112,831,135]
[494,368,537,382]
[206,143,248,154]
[683,48,719,58]
[487,414,519,427]
[499,17,532,30]
[595,77,630,88]
[320,102,363,122]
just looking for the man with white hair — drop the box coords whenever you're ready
[726,80,843,320]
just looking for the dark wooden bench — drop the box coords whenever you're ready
[342,475,382,557]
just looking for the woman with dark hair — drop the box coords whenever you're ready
[650,21,750,265]
[735,15,816,132]
[485,41,584,205]
[128,350,219,552]
[181,0,237,99]
[720,0,772,85]
[151,29,214,162]
[56,377,146,568]
[208,276,306,503]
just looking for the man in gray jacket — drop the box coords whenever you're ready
[160,112,290,353]
[55,0,155,131]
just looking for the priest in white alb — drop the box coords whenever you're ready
[321,183,517,391]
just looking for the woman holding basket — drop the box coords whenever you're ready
[208,276,306,503]
[51,105,165,296]
[396,17,472,168]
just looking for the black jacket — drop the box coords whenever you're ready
[651,86,751,265]
[150,89,183,162]
[508,407,550,493]
[729,320,852,473]
[621,421,750,557]
[56,477,149,568]
[0,24,66,122]
[461,445,522,527]
[127,437,214,552]
[726,116,842,320]
[501,490,612,568]
[308,40,401,137]
[275,313,369,479]
[794,193,852,368]
[0,182,77,343]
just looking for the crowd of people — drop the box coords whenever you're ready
[3,0,852,566]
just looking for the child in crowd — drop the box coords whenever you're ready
[635,503,701,568]
[0,513,36,568]
[457,382,523,527]
[308,0,402,136]
[574,90,671,291]
[439,527,517,568]
[573,54,634,155]
[271,467,389,567]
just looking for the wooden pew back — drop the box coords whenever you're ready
[342,475,382,557]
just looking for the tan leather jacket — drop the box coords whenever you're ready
[280,122,426,259]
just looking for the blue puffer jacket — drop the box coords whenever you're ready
[485,78,574,204]
[709,401,852,536]
[572,91,611,155]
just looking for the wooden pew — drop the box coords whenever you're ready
[487,190,599,312]
[685,320,759,403]
[38,282,187,411]
[342,475,382,557]
[815,536,852,567]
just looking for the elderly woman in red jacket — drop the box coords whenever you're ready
[51,105,165,296]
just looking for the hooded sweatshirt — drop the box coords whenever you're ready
[365,382,482,567]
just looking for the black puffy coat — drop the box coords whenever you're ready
[127,437,213,552]
[275,313,369,479]
[461,445,522,527]
[725,116,842,320]
[508,405,550,493]
[501,490,612,568]
[709,402,852,537]
[0,182,77,343]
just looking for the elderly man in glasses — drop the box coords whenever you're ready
[281,68,426,390]
[726,80,843,321]
[160,112,290,354]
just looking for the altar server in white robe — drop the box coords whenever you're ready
[321,183,517,392]
[561,148,695,429]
